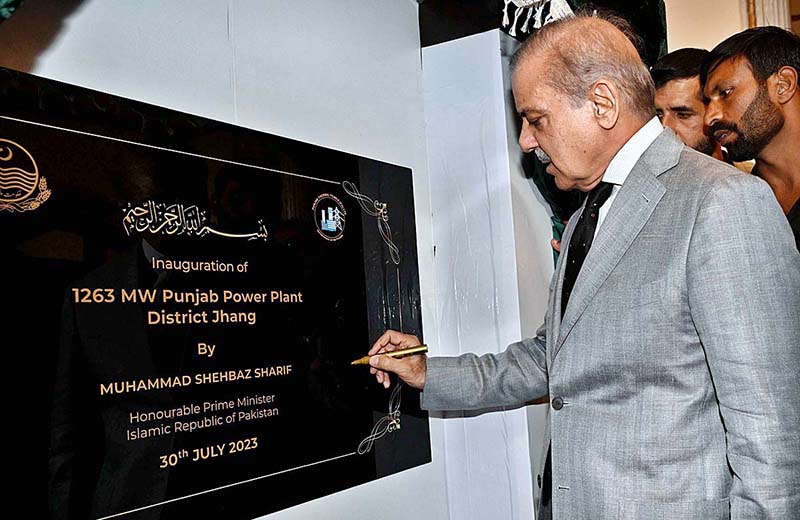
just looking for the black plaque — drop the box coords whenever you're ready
[0,67,430,520]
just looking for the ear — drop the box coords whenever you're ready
[589,80,619,130]
[771,66,798,104]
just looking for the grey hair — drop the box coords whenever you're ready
[510,8,656,120]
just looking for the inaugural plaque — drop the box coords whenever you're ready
[1,67,430,520]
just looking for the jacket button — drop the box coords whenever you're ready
[551,397,564,410]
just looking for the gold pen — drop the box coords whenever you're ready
[351,344,428,365]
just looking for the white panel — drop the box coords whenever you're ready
[11,0,236,122]
[0,2,449,519]
[499,33,555,508]
[231,0,426,168]
[423,29,537,520]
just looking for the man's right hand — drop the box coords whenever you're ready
[367,330,427,390]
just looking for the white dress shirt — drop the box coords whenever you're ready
[595,117,663,236]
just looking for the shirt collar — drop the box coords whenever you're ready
[602,117,663,187]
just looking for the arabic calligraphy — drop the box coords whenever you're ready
[123,201,269,242]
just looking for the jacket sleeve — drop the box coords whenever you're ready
[687,173,800,519]
[420,320,549,411]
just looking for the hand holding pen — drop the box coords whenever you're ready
[359,330,427,390]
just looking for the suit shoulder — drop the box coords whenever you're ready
[669,147,744,182]
[666,150,788,244]
[660,147,765,202]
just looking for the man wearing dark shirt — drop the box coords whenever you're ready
[702,27,800,249]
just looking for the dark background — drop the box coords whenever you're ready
[0,66,429,520]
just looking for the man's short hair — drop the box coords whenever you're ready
[650,48,709,89]
[510,8,655,120]
[701,26,800,86]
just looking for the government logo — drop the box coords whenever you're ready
[0,138,50,213]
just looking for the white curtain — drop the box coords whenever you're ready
[745,0,792,29]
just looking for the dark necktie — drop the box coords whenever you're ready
[541,181,615,508]
[560,181,614,317]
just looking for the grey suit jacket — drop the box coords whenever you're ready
[421,130,800,519]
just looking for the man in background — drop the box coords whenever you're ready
[703,26,800,248]
[651,48,727,161]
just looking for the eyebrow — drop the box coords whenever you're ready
[668,105,696,112]
[704,77,731,97]
[705,85,730,104]
[517,106,546,119]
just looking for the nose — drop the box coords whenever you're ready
[704,99,721,129]
[518,120,539,152]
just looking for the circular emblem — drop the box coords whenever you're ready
[312,193,346,241]
[0,139,39,203]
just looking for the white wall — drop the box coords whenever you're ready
[423,29,553,520]
[665,0,746,50]
[498,34,555,508]
[0,1,449,519]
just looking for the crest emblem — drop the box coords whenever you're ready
[0,138,50,212]
[313,193,346,241]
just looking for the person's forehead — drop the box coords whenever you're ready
[512,56,553,111]
[656,77,702,102]
[658,76,701,95]
[708,56,755,84]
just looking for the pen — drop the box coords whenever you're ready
[351,344,428,365]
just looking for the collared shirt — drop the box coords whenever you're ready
[595,117,663,236]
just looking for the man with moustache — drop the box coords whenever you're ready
[651,48,727,160]
[366,11,800,520]
[703,26,800,248]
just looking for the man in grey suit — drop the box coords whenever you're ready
[367,12,800,520]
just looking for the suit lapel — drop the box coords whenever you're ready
[549,211,580,361]
[552,130,681,360]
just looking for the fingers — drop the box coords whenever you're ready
[368,330,399,355]
[367,332,389,356]
[369,353,426,390]
[368,330,420,356]
[365,330,425,389]
[376,370,391,388]
[374,368,391,388]
[369,352,404,375]
[369,356,391,387]
[370,355,398,389]
[551,239,561,253]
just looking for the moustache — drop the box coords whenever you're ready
[709,121,740,139]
